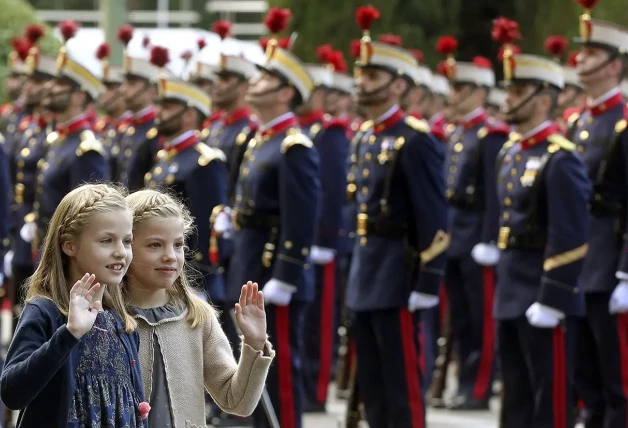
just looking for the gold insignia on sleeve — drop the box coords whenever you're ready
[419,230,450,264]
[404,116,429,133]
[281,132,313,154]
[146,127,158,139]
[547,134,576,152]
[195,143,226,166]
[76,131,105,157]
[543,244,589,271]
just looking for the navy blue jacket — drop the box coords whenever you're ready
[115,115,159,192]
[0,297,145,428]
[0,135,11,276]
[346,112,449,311]
[493,130,590,320]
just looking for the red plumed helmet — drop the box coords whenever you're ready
[498,44,521,62]
[328,50,348,73]
[197,38,206,51]
[409,49,425,64]
[574,0,601,9]
[378,34,402,47]
[316,44,334,63]
[58,20,79,42]
[212,20,231,40]
[264,7,291,34]
[491,17,521,44]
[117,24,134,46]
[96,43,111,60]
[25,24,44,44]
[11,37,30,61]
[567,51,580,67]
[150,46,170,68]
[437,61,449,77]
[436,36,458,55]
[350,39,362,58]
[472,56,492,68]
[544,35,568,58]
[355,5,380,31]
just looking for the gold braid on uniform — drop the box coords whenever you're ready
[543,244,589,271]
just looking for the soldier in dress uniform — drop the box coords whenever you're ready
[1,37,29,138]
[426,71,451,142]
[189,41,223,136]
[4,34,57,303]
[558,51,586,122]
[114,24,162,191]
[437,39,510,410]
[217,8,321,427]
[145,46,228,308]
[565,6,628,426]
[346,6,449,427]
[492,26,591,427]
[94,42,131,177]
[402,49,434,120]
[19,21,109,257]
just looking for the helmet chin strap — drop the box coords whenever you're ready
[502,85,544,117]
[248,84,285,100]
[358,75,394,98]
[578,51,619,78]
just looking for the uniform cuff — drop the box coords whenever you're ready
[272,255,309,287]
[537,276,582,314]
[416,268,443,297]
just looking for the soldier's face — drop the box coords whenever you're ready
[558,86,584,110]
[212,73,242,109]
[155,100,185,136]
[5,74,25,101]
[48,79,74,113]
[355,67,395,107]
[324,90,350,116]
[121,77,151,111]
[98,82,125,115]
[504,83,536,125]
[245,72,284,107]
[576,46,618,87]
[23,76,48,108]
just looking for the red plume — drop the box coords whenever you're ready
[491,17,521,44]
[277,38,291,49]
[567,51,579,67]
[472,56,492,69]
[409,49,425,64]
[437,61,449,77]
[197,38,206,51]
[498,44,521,62]
[356,5,380,31]
[149,46,170,68]
[316,44,334,63]
[180,50,193,61]
[25,24,44,44]
[544,35,568,58]
[574,0,601,9]
[58,20,79,42]
[116,25,134,46]
[378,34,402,47]
[327,50,348,73]
[11,37,30,61]
[142,36,150,48]
[435,36,458,55]
[350,39,361,58]
[212,20,232,40]
[259,37,270,51]
[96,43,111,60]
[264,7,291,34]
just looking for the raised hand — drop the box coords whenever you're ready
[66,273,102,339]
[234,281,267,351]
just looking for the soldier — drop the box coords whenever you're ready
[94,42,131,177]
[426,70,451,142]
[436,37,510,410]
[567,5,628,427]
[114,24,162,191]
[323,49,354,120]
[193,29,223,136]
[402,49,434,120]
[492,18,591,427]
[346,6,449,427]
[1,37,29,138]
[216,7,321,428]
[4,30,56,304]
[145,46,228,308]
[559,51,586,118]
[19,21,109,257]
[299,47,350,413]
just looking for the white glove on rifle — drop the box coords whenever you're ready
[408,291,439,312]
[471,243,500,266]
[262,279,296,306]
[310,246,336,265]
[213,207,233,239]
[525,302,564,328]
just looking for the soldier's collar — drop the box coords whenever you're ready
[163,130,197,153]
[56,113,90,137]
[131,106,156,126]
[373,105,404,135]
[298,109,325,127]
[461,108,486,130]
[519,121,557,151]
[587,88,623,117]
[223,106,251,127]
[259,113,298,139]
[203,110,224,129]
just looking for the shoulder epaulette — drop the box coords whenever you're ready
[46,131,59,144]
[195,143,226,166]
[76,131,105,157]
[281,129,313,153]
[404,116,429,133]
[547,134,576,153]
[359,120,373,132]
[309,122,322,139]
[480,119,510,138]
[565,107,583,126]
[146,127,158,140]
[200,128,210,139]
[323,116,350,130]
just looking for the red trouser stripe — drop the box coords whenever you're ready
[472,266,495,400]
[275,306,295,428]
[616,313,628,424]
[316,260,336,403]
[418,321,426,376]
[553,327,566,428]
[399,309,425,428]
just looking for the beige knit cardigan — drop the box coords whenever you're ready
[134,306,274,428]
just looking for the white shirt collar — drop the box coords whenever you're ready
[589,87,621,108]
[374,105,400,125]
[164,130,195,149]
[133,105,154,118]
[58,112,87,128]
[462,108,484,123]
[520,121,552,141]
[428,112,443,126]
[259,112,295,133]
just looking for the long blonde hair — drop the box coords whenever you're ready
[25,183,138,332]
[125,189,215,328]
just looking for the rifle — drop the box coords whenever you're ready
[334,255,352,398]
[344,356,361,428]
[427,308,453,408]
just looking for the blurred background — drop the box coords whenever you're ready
[1,0,627,101]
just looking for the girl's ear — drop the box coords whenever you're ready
[61,240,77,258]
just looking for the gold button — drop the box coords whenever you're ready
[446,188,454,198]
[587,117,593,124]
[29,138,37,147]
[447,177,455,185]
[510,168,517,176]
[154,167,162,175]
[301,247,309,256]
[361,187,369,196]
[577,145,584,153]
[284,241,293,249]
[16,172,24,181]
[360,203,367,211]
[350,154,357,162]
[347,183,357,193]
[360,237,367,246]
[236,194,242,202]
[579,130,589,140]
[515,154,521,162]
[20,148,30,157]
[504,197,512,206]
[365,153,372,161]
[454,142,463,152]
[449,166,457,173]
[37,159,44,168]
[166,174,175,184]
[362,169,370,178]
[347,173,355,181]
[242,167,249,177]
[506,182,513,191]
[452,154,459,162]
[149,180,156,187]
[17,160,24,168]
[124,148,132,157]
[369,135,376,144]
[195,253,202,261]
[144,172,152,182]
[503,212,510,221]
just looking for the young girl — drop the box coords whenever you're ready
[0,183,148,427]
[125,189,274,428]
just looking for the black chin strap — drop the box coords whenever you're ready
[157,105,186,131]
[578,51,620,77]
[502,85,544,116]
[359,75,395,98]
[248,84,286,99]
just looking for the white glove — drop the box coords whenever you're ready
[213,207,233,239]
[471,243,500,266]
[262,278,296,306]
[408,291,439,312]
[4,251,13,279]
[525,302,564,328]
[309,246,336,265]
[609,281,628,314]
[20,222,37,243]
[0,273,3,284]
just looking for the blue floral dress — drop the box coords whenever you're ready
[67,310,146,428]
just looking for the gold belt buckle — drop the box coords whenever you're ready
[231,209,241,232]
[357,213,368,236]
[497,227,510,249]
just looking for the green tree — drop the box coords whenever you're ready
[0,0,61,101]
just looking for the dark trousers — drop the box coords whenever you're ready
[302,262,337,406]
[353,308,426,428]
[418,306,438,392]
[445,255,496,401]
[498,317,576,428]
[575,292,628,428]
[253,303,307,428]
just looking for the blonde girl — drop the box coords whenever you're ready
[0,183,149,428]
[125,189,274,428]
